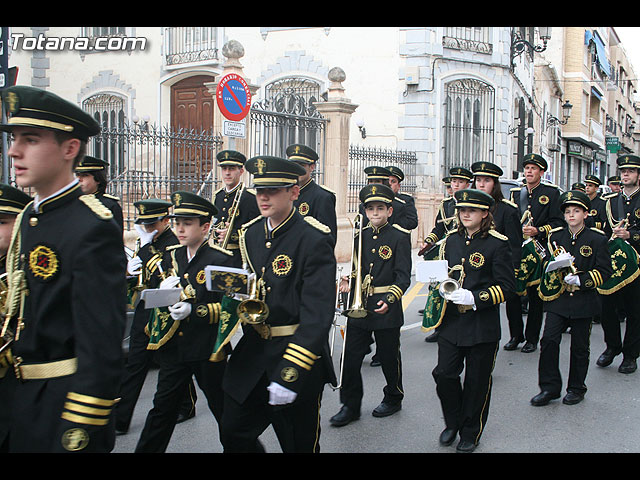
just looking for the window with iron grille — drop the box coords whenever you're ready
[83,93,126,177]
[442,78,495,174]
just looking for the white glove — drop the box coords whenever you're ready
[135,224,158,247]
[555,252,574,263]
[127,256,142,276]
[267,382,297,406]
[564,273,581,286]
[448,288,476,307]
[160,275,180,289]
[168,302,191,321]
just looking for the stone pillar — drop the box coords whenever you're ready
[204,40,259,185]
[313,67,358,263]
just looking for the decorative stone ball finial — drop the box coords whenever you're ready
[222,40,245,59]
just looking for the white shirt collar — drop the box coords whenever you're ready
[33,178,79,211]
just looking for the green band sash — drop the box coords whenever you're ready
[515,240,544,295]
[422,284,447,332]
[597,238,640,295]
[145,307,179,350]
[538,256,568,301]
[210,296,241,361]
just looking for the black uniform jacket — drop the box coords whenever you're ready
[138,227,179,291]
[541,226,612,318]
[294,178,338,244]
[603,188,640,251]
[161,241,235,362]
[360,193,418,234]
[99,193,124,231]
[222,209,337,404]
[491,198,523,269]
[440,229,516,346]
[213,182,260,266]
[510,182,564,239]
[349,221,412,331]
[586,194,607,231]
[425,196,457,244]
[10,184,126,452]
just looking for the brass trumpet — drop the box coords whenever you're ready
[236,273,270,325]
[438,264,466,301]
[521,209,547,259]
[342,213,369,319]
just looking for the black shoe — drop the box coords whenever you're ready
[370,357,381,367]
[618,358,637,374]
[521,342,537,353]
[439,428,457,446]
[115,427,128,436]
[503,338,524,351]
[456,439,477,453]
[530,391,560,406]
[330,406,360,427]
[424,331,439,343]
[418,309,425,315]
[562,391,584,405]
[596,347,621,367]
[176,409,196,424]
[372,401,402,418]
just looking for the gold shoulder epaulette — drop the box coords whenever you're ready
[103,193,120,201]
[603,192,617,199]
[79,194,114,220]
[510,186,521,191]
[392,224,411,234]
[590,227,606,236]
[241,215,263,230]
[488,229,508,241]
[549,226,564,234]
[319,184,336,196]
[395,196,406,204]
[501,198,517,208]
[165,244,182,251]
[304,216,331,234]
[209,243,234,256]
[246,188,257,195]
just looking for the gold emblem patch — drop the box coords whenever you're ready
[29,245,59,281]
[580,245,592,257]
[479,291,490,302]
[272,254,293,276]
[196,269,206,284]
[298,202,310,216]
[469,252,485,268]
[635,209,640,219]
[281,367,298,383]
[196,305,208,317]
[539,195,549,205]
[61,428,89,452]
[379,245,392,260]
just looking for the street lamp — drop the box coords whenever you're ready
[511,27,552,64]
[547,100,573,128]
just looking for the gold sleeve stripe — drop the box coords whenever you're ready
[63,401,112,417]
[488,286,497,304]
[283,354,313,370]
[66,392,118,407]
[589,270,603,287]
[287,343,318,360]
[389,285,404,300]
[426,233,439,243]
[61,412,109,426]
[488,286,504,304]
[284,348,315,367]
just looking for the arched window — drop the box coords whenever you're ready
[82,93,126,177]
[443,78,495,173]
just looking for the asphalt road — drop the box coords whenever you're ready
[112,256,640,454]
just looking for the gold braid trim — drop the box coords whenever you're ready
[5,202,32,319]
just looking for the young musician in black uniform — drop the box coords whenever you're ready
[584,175,607,230]
[330,183,411,427]
[212,150,260,267]
[531,190,612,406]
[608,175,621,193]
[75,155,124,231]
[420,167,472,343]
[135,191,235,452]
[471,162,524,351]
[432,188,515,453]
[221,156,336,453]
[0,185,32,452]
[115,199,196,434]
[0,85,126,452]
[387,166,419,232]
[596,155,640,374]
[509,154,564,353]
[287,143,338,244]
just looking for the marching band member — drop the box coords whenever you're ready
[470,162,524,351]
[0,85,125,452]
[75,155,124,231]
[287,143,338,245]
[431,188,515,453]
[597,155,640,374]
[532,190,612,406]
[607,175,622,193]
[135,191,235,452]
[387,166,419,232]
[220,156,336,453]
[584,175,607,231]
[330,183,411,427]
[509,154,563,353]
[213,150,260,268]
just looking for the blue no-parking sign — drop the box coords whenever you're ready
[216,73,251,121]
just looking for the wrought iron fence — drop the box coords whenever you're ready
[347,145,418,213]
[89,121,223,230]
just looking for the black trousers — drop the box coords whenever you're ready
[115,310,196,431]
[339,324,403,413]
[508,286,544,344]
[600,278,640,360]
[220,374,324,453]
[432,337,498,445]
[538,312,591,395]
[134,358,225,453]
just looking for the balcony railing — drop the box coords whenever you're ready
[163,27,219,67]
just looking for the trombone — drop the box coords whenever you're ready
[214,183,244,252]
[521,209,547,259]
[329,267,347,390]
[342,213,369,319]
